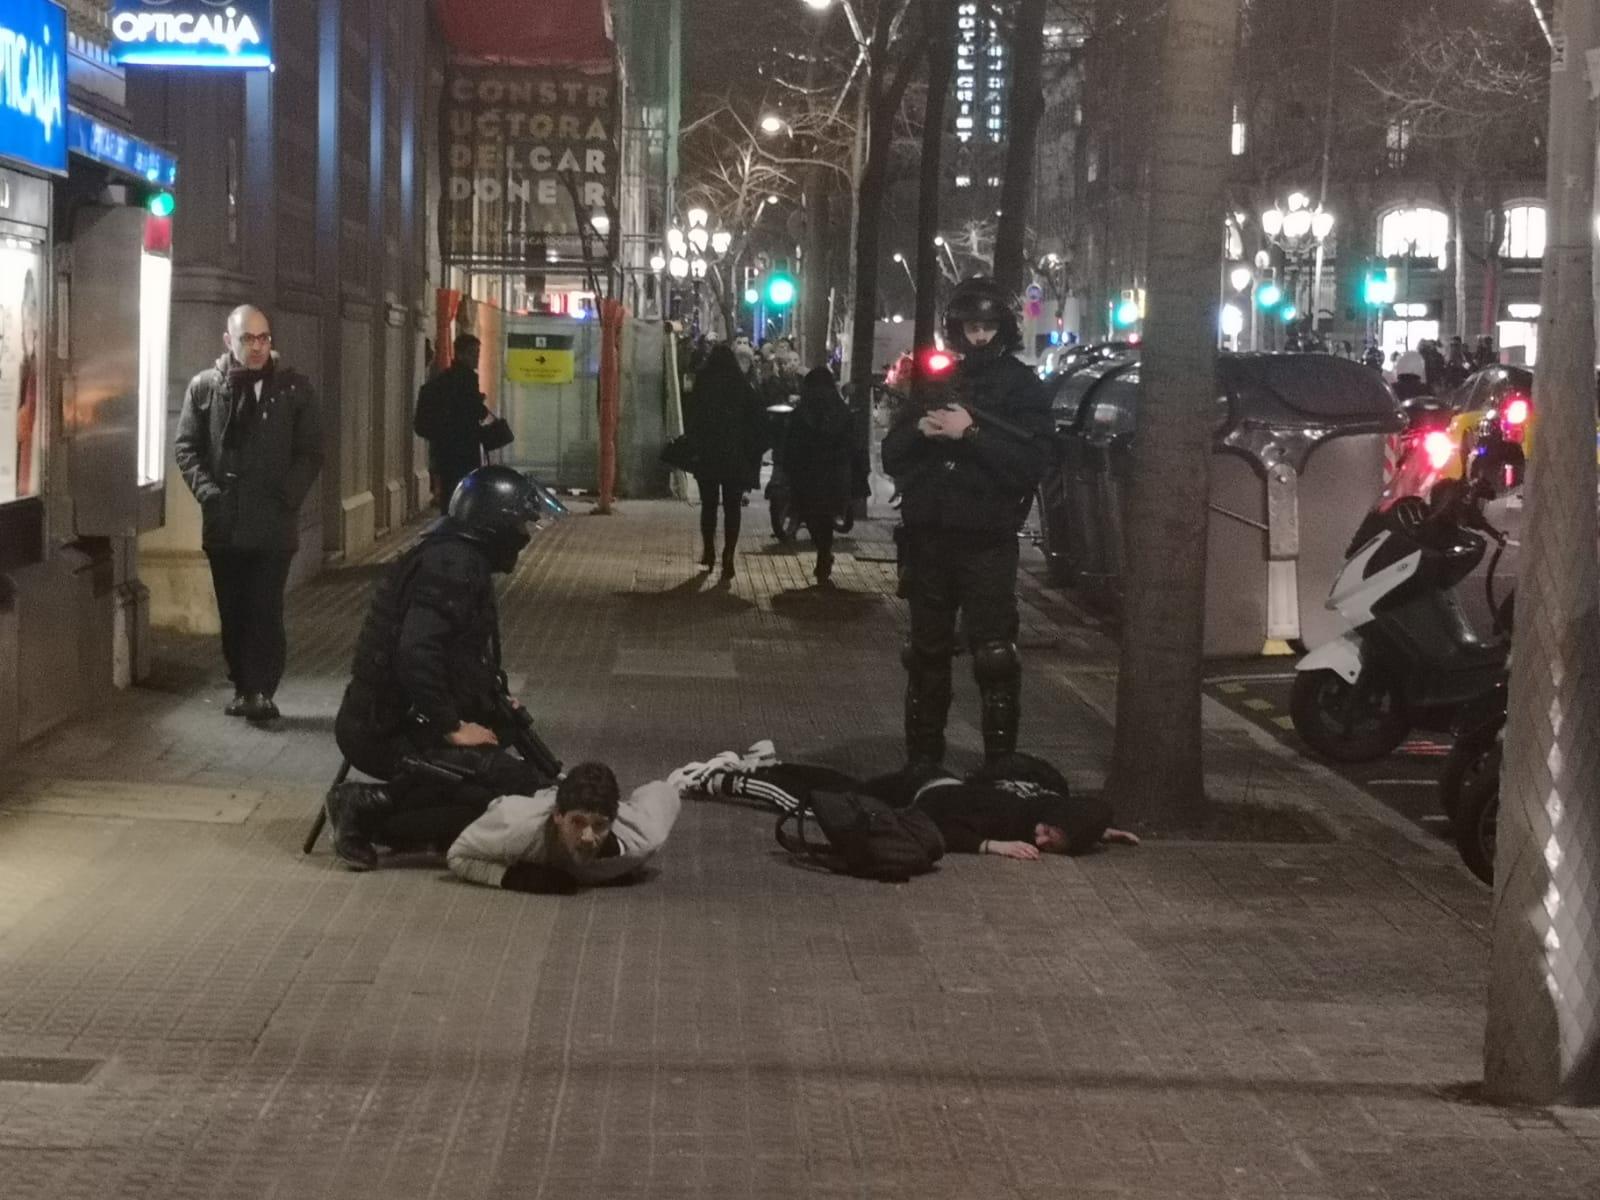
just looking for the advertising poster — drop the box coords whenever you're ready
[440,65,618,267]
[0,238,46,505]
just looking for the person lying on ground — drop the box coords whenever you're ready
[448,745,775,894]
[687,748,1138,860]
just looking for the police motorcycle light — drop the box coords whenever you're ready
[1423,430,1457,472]
[922,349,957,376]
[1500,394,1531,444]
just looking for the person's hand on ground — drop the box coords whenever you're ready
[1101,828,1141,847]
[984,840,1040,861]
[448,722,500,748]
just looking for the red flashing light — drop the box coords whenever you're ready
[1500,393,1530,445]
[1504,397,1530,425]
[1126,333,1143,347]
[923,350,956,376]
[1424,430,1457,472]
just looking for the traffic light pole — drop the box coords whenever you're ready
[1484,0,1600,1106]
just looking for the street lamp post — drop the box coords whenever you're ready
[1261,192,1335,340]
[892,250,917,294]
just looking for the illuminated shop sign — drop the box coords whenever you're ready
[111,1,273,69]
[0,0,68,175]
[66,110,177,186]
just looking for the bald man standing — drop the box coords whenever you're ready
[176,306,323,723]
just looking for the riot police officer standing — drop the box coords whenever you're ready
[881,278,1053,767]
[326,466,559,871]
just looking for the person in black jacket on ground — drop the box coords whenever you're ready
[781,368,854,585]
[414,334,490,513]
[685,344,770,581]
[688,749,1137,860]
[326,466,558,872]
[881,278,1053,766]
[175,305,323,725]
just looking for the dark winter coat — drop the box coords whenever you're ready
[175,354,323,553]
[881,352,1052,534]
[414,363,489,489]
[781,376,853,520]
[685,352,770,490]
[339,527,505,747]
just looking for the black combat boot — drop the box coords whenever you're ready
[699,538,716,570]
[903,651,953,768]
[974,641,1022,762]
[325,782,392,872]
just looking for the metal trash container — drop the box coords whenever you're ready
[1207,354,1406,656]
[1035,353,1404,657]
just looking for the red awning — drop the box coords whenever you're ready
[432,0,613,66]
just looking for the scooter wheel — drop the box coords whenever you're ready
[1450,743,1500,886]
[1439,724,1502,824]
[1289,668,1409,764]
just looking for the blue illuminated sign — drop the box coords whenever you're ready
[0,0,68,176]
[66,110,177,186]
[111,1,273,70]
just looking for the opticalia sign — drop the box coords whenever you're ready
[0,0,68,175]
[111,1,273,69]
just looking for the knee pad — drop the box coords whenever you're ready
[902,641,950,675]
[972,641,1021,687]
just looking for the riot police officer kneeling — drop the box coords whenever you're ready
[326,465,559,871]
[881,277,1053,767]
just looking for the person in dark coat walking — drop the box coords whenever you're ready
[414,334,490,513]
[781,368,854,585]
[685,344,769,581]
[175,305,323,724]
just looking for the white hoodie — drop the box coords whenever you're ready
[447,780,683,890]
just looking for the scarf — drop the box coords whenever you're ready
[223,359,274,450]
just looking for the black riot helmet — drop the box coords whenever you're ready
[944,276,1022,362]
[447,465,548,572]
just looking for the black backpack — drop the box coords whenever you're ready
[775,788,945,883]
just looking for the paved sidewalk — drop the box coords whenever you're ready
[0,501,1595,1199]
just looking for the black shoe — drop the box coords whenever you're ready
[814,557,834,586]
[244,693,281,724]
[224,692,250,717]
[325,782,387,872]
[699,542,716,569]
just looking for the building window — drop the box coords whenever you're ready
[1500,204,1546,261]
[1385,119,1412,170]
[1230,106,1247,157]
[955,175,972,189]
[1380,207,1450,267]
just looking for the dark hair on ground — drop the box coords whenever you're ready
[454,333,482,358]
[556,763,621,819]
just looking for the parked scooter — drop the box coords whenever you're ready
[1439,681,1506,884]
[1290,445,1518,763]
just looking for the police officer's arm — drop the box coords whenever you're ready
[881,405,936,478]
[957,373,1054,493]
[174,375,221,504]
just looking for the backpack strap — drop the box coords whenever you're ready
[774,805,838,866]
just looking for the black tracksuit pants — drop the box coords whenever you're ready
[206,548,294,697]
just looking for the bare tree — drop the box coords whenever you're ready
[1104,0,1242,823]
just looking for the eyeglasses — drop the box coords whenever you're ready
[237,332,273,348]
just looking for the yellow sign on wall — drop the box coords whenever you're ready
[506,333,576,385]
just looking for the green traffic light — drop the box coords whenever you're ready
[1280,304,1298,323]
[147,191,176,218]
[1256,283,1283,308]
[766,274,797,308]
[1114,299,1141,328]
[743,287,760,305]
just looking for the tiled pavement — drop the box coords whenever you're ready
[0,501,1596,1199]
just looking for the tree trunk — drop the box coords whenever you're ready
[914,1,960,353]
[802,177,832,365]
[1104,0,1242,824]
[848,5,922,492]
[993,0,1048,297]
[1451,183,1469,340]
[1484,0,1600,1106]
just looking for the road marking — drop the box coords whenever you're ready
[1216,682,1247,695]
[1206,673,1299,686]
[1368,779,1439,788]
[1243,698,1276,712]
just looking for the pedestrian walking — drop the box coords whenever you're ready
[781,368,853,586]
[882,277,1052,767]
[328,466,560,872]
[684,344,769,581]
[413,333,491,513]
[175,305,323,724]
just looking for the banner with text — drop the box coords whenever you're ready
[441,64,618,269]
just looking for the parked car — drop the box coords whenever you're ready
[1034,353,1406,657]
[1037,339,1135,382]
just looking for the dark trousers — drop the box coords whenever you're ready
[803,517,835,566]
[335,695,553,849]
[902,528,1022,762]
[718,763,862,815]
[206,548,293,697]
[695,476,744,552]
